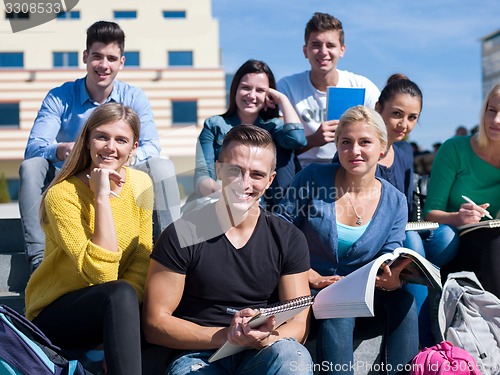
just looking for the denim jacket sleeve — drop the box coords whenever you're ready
[376,183,408,256]
[194,116,228,187]
[279,164,340,275]
[259,117,307,150]
[279,165,311,227]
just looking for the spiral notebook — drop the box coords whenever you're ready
[405,221,439,231]
[208,295,314,362]
[458,219,500,236]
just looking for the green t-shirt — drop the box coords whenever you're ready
[423,135,500,219]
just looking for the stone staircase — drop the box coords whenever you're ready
[0,203,29,315]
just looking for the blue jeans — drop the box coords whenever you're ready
[18,157,56,271]
[420,224,460,267]
[167,338,313,375]
[403,230,433,346]
[315,289,418,375]
[18,157,181,272]
[403,225,460,347]
[402,231,428,315]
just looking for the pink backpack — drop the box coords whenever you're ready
[410,341,482,375]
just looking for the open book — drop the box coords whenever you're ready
[208,295,314,362]
[312,247,441,319]
[458,219,500,236]
[326,87,365,120]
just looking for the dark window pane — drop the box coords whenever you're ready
[172,101,197,125]
[0,52,23,68]
[56,11,80,19]
[0,103,20,127]
[168,51,193,67]
[68,52,78,66]
[124,51,140,67]
[53,52,78,67]
[163,11,186,19]
[114,10,137,19]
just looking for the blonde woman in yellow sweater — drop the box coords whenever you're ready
[25,103,153,375]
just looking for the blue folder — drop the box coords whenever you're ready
[326,87,366,120]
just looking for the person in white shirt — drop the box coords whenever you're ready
[278,12,380,167]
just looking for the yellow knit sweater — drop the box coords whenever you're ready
[25,167,153,321]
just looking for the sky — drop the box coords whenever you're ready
[211,0,500,151]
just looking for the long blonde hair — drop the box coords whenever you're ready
[476,83,500,149]
[39,103,140,224]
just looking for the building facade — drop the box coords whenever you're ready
[481,29,500,99]
[0,0,226,198]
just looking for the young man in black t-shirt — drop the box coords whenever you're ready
[143,125,313,374]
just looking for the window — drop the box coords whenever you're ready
[124,51,140,67]
[53,52,78,68]
[168,51,193,67]
[0,52,23,68]
[172,100,197,125]
[163,10,186,19]
[114,10,137,19]
[56,11,80,19]
[0,103,20,128]
[6,11,29,19]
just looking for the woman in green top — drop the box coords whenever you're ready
[423,84,500,296]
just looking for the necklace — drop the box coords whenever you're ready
[345,191,363,226]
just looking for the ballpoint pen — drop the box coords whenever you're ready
[226,308,240,315]
[86,174,120,198]
[461,195,493,219]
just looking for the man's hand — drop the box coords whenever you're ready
[56,142,75,161]
[307,120,338,148]
[227,308,276,349]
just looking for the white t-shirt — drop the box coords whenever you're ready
[277,69,380,167]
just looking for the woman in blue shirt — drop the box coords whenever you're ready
[375,74,439,346]
[191,59,306,211]
[281,105,418,375]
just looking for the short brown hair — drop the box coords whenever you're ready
[304,12,344,46]
[86,21,125,55]
[219,125,277,172]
